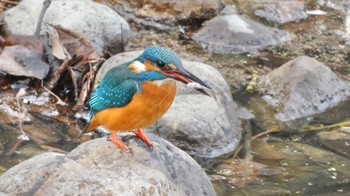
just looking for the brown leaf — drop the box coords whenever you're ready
[50,25,99,63]
[45,24,71,60]
[45,24,100,105]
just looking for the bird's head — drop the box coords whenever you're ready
[129,46,212,95]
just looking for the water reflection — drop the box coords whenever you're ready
[0,110,82,175]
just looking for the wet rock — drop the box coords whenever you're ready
[0,135,215,195]
[192,15,290,54]
[95,51,251,159]
[4,0,130,56]
[258,56,350,128]
[254,1,308,24]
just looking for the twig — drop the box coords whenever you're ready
[250,126,281,140]
[6,139,25,156]
[0,0,18,5]
[0,35,6,44]
[233,125,281,159]
[41,80,66,105]
[120,23,125,52]
[16,88,30,141]
[300,121,350,132]
[35,0,52,38]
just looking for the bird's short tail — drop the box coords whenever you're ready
[79,111,98,136]
[79,122,91,136]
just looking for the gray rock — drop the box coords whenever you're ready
[192,15,290,54]
[95,51,251,158]
[219,5,238,15]
[4,0,130,56]
[254,1,308,24]
[258,56,350,125]
[0,134,215,195]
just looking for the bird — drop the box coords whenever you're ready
[82,46,211,152]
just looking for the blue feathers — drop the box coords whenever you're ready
[138,46,183,68]
[136,70,167,81]
[89,79,138,112]
[89,62,138,113]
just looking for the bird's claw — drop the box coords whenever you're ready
[125,147,134,156]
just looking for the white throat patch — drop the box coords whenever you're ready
[128,61,146,74]
[152,78,174,87]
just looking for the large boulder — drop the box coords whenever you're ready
[192,15,290,54]
[95,51,251,159]
[258,56,350,127]
[4,0,130,56]
[0,134,215,195]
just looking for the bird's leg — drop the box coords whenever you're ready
[134,128,152,147]
[110,131,129,150]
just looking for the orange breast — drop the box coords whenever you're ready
[88,80,176,131]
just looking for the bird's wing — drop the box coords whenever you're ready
[89,79,138,112]
[89,64,138,113]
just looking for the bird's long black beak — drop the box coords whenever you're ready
[163,68,212,96]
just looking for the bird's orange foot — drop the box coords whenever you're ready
[109,131,133,154]
[134,128,153,147]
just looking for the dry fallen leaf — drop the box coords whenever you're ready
[45,24,100,107]
[45,24,71,60]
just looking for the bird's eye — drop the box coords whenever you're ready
[156,60,166,68]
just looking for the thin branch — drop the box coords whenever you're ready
[233,125,281,159]
[35,0,52,38]
[300,121,350,132]
[250,126,281,140]
[7,139,25,156]
[16,88,30,141]
[0,0,18,5]
[120,23,125,52]
[41,80,66,105]
[0,35,6,43]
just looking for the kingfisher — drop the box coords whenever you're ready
[82,46,211,152]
